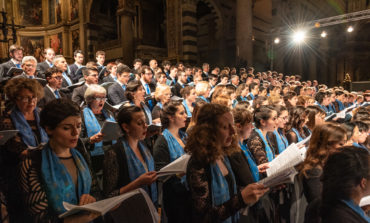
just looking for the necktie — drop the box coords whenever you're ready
[145,84,150,94]
[28,76,34,79]
[54,90,60,99]
[122,85,126,91]
[15,64,21,68]
[49,63,53,67]
[62,72,73,86]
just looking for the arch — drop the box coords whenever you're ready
[197,0,222,38]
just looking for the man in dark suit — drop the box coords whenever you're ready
[108,65,131,105]
[202,63,210,81]
[102,62,118,83]
[140,65,156,109]
[72,67,99,106]
[69,49,84,83]
[0,45,23,81]
[172,71,188,97]
[13,56,38,79]
[38,67,66,108]
[36,48,55,79]
[53,55,74,88]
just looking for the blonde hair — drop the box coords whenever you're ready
[154,84,171,101]
[195,81,210,96]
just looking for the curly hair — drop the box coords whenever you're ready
[299,123,347,177]
[185,103,238,164]
[4,78,44,101]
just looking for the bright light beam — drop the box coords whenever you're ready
[274,38,280,44]
[347,26,353,32]
[292,30,307,44]
[321,31,327,38]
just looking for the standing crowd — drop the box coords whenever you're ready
[0,44,369,223]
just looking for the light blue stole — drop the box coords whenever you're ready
[353,142,368,151]
[122,139,157,203]
[210,156,239,223]
[336,99,345,111]
[182,100,192,117]
[239,142,259,182]
[341,199,370,222]
[247,93,255,100]
[41,144,91,214]
[272,129,288,154]
[255,129,275,162]
[141,102,153,124]
[162,129,186,162]
[291,128,303,142]
[10,106,48,147]
[83,107,115,156]
[198,96,209,103]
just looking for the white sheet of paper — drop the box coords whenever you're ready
[157,154,190,177]
[360,196,370,207]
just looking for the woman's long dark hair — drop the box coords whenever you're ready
[321,147,369,218]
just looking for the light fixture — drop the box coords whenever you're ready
[274,38,280,44]
[347,26,354,32]
[292,30,307,44]
[320,31,327,38]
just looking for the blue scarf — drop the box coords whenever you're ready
[291,128,303,142]
[336,99,345,111]
[122,139,157,203]
[315,101,332,116]
[239,142,259,182]
[83,107,115,156]
[141,103,153,125]
[328,103,336,113]
[210,156,239,223]
[157,102,163,109]
[198,96,209,103]
[341,199,370,222]
[162,129,186,162]
[255,129,275,162]
[182,100,192,117]
[247,93,255,100]
[353,142,368,151]
[41,143,91,214]
[232,99,238,108]
[273,129,288,154]
[10,106,48,147]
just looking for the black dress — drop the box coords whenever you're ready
[153,135,191,223]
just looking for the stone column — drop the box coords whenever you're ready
[117,0,135,64]
[167,0,182,62]
[181,0,197,64]
[236,0,253,67]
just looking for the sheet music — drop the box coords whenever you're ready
[360,196,370,207]
[266,143,305,177]
[157,154,190,177]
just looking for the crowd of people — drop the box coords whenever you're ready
[0,44,369,223]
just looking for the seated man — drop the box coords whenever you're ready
[36,48,55,78]
[72,67,99,106]
[108,65,131,105]
[0,45,23,81]
[13,56,38,79]
[38,67,66,108]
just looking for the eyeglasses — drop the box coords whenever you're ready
[93,97,107,101]
[16,96,37,103]
[88,74,99,77]
[52,76,63,80]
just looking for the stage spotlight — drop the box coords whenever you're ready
[292,30,306,44]
[347,26,353,32]
[320,31,327,38]
[274,38,280,44]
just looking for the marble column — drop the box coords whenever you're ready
[117,0,135,64]
[181,0,197,64]
[236,0,253,66]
